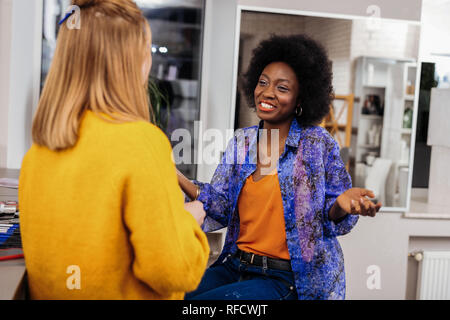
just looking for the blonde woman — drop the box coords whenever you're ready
[18,0,209,300]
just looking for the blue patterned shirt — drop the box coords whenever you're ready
[194,118,358,300]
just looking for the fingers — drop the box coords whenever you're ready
[350,199,360,214]
[361,189,376,199]
[358,198,370,217]
[359,198,371,217]
[351,197,381,217]
[367,201,377,217]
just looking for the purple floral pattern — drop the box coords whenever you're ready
[193,118,358,299]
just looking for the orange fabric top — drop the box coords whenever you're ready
[236,172,290,260]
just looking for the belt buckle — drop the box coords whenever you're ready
[250,253,255,265]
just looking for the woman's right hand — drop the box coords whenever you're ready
[176,169,200,201]
[184,201,206,226]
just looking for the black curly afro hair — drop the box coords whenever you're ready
[242,34,333,126]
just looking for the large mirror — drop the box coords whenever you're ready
[232,7,421,212]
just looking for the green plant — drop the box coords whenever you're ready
[148,76,170,131]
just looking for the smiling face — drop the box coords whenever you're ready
[254,61,300,125]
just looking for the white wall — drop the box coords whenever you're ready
[340,211,450,299]
[419,0,450,62]
[0,0,42,169]
[238,0,422,21]
[0,0,13,168]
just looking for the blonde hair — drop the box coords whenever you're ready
[33,0,153,150]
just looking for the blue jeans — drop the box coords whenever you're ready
[185,255,298,300]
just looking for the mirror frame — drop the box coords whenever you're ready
[229,5,422,212]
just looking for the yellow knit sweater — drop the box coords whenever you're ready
[19,111,209,300]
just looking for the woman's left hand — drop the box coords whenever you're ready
[336,188,382,217]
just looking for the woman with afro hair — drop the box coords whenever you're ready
[178,34,381,300]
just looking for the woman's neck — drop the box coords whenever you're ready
[255,118,294,176]
[262,117,293,143]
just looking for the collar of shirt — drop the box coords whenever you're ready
[255,118,302,149]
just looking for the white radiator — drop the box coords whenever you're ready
[415,251,450,300]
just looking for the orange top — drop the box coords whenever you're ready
[236,172,290,260]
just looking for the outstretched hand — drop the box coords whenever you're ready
[336,188,382,217]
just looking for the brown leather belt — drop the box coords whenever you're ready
[235,249,292,271]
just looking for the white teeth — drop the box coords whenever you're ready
[261,102,274,109]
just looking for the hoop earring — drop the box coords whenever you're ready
[295,106,303,117]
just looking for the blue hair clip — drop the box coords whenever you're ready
[58,10,75,25]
